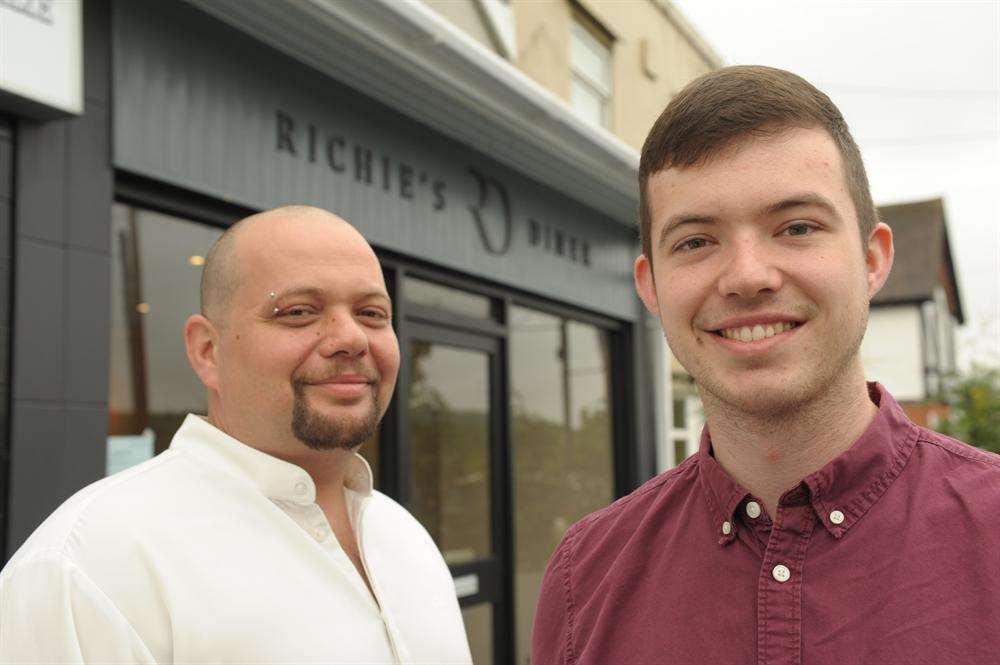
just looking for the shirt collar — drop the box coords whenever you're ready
[802,383,919,538]
[698,383,919,545]
[169,414,374,504]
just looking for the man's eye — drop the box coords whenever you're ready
[279,307,315,318]
[676,237,709,252]
[782,223,814,237]
[360,309,388,320]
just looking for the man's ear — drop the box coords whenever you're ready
[865,222,894,299]
[634,253,662,317]
[185,314,221,391]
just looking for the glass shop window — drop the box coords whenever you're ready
[107,204,223,473]
[509,305,615,664]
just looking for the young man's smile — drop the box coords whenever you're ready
[707,314,804,354]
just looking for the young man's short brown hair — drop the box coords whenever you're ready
[639,65,878,259]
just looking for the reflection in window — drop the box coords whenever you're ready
[402,276,494,320]
[510,306,614,665]
[408,341,491,564]
[108,204,223,471]
[461,602,493,665]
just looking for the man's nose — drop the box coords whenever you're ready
[317,312,369,358]
[716,237,783,299]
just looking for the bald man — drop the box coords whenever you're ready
[0,207,473,664]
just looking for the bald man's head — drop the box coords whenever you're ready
[200,205,365,324]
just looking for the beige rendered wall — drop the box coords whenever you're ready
[422,0,499,53]
[514,0,718,150]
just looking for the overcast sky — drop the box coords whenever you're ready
[673,0,1000,371]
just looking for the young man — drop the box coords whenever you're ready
[0,207,472,664]
[532,67,1000,664]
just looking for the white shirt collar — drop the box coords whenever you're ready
[169,414,374,505]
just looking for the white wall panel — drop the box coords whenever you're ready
[862,305,925,401]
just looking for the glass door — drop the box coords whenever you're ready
[404,322,508,665]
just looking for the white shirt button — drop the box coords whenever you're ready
[830,510,845,525]
[314,526,329,542]
[745,501,761,519]
[294,481,309,496]
[721,521,732,535]
[772,564,791,583]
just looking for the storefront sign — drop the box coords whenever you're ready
[113,0,638,320]
[275,110,593,267]
[0,0,82,116]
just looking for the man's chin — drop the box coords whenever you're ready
[698,372,818,419]
[291,399,380,451]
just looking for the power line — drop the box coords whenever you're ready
[824,84,999,99]
[860,132,1000,147]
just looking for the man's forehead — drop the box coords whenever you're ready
[647,129,844,211]
[232,215,385,296]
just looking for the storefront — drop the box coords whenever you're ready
[2,1,657,662]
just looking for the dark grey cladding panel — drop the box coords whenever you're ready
[0,130,12,201]
[65,248,110,405]
[16,121,67,245]
[113,0,639,321]
[66,101,113,254]
[12,239,66,402]
[7,403,105,552]
[0,183,10,260]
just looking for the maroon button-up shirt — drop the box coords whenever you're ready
[532,384,1000,664]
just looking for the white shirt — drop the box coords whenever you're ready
[0,415,472,664]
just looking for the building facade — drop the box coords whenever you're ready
[0,1,717,662]
[861,198,964,427]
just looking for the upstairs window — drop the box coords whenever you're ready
[569,16,613,129]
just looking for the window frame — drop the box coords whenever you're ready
[569,4,615,129]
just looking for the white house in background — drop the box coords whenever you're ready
[861,197,964,427]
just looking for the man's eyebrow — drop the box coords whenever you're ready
[269,286,391,303]
[759,192,840,219]
[657,214,716,250]
[269,286,326,302]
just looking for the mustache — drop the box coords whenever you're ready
[292,367,380,385]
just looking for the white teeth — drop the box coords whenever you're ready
[720,321,797,342]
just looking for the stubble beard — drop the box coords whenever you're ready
[677,306,869,422]
[290,381,381,451]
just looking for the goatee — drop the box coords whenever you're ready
[290,380,381,450]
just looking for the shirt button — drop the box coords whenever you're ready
[314,526,329,541]
[830,510,845,525]
[294,481,309,496]
[721,521,732,535]
[772,564,791,583]
[746,501,761,519]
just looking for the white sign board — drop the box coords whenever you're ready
[0,0,83,116]
[106,428,156,476]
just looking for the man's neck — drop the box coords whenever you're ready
[702,373,878,518]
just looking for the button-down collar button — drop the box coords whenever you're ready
[294,481,309,496]
[746,501,761,519]
[772,564,791,583]
[314,526,329,541]
[721,521,732,536]
[830,509,845,525]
